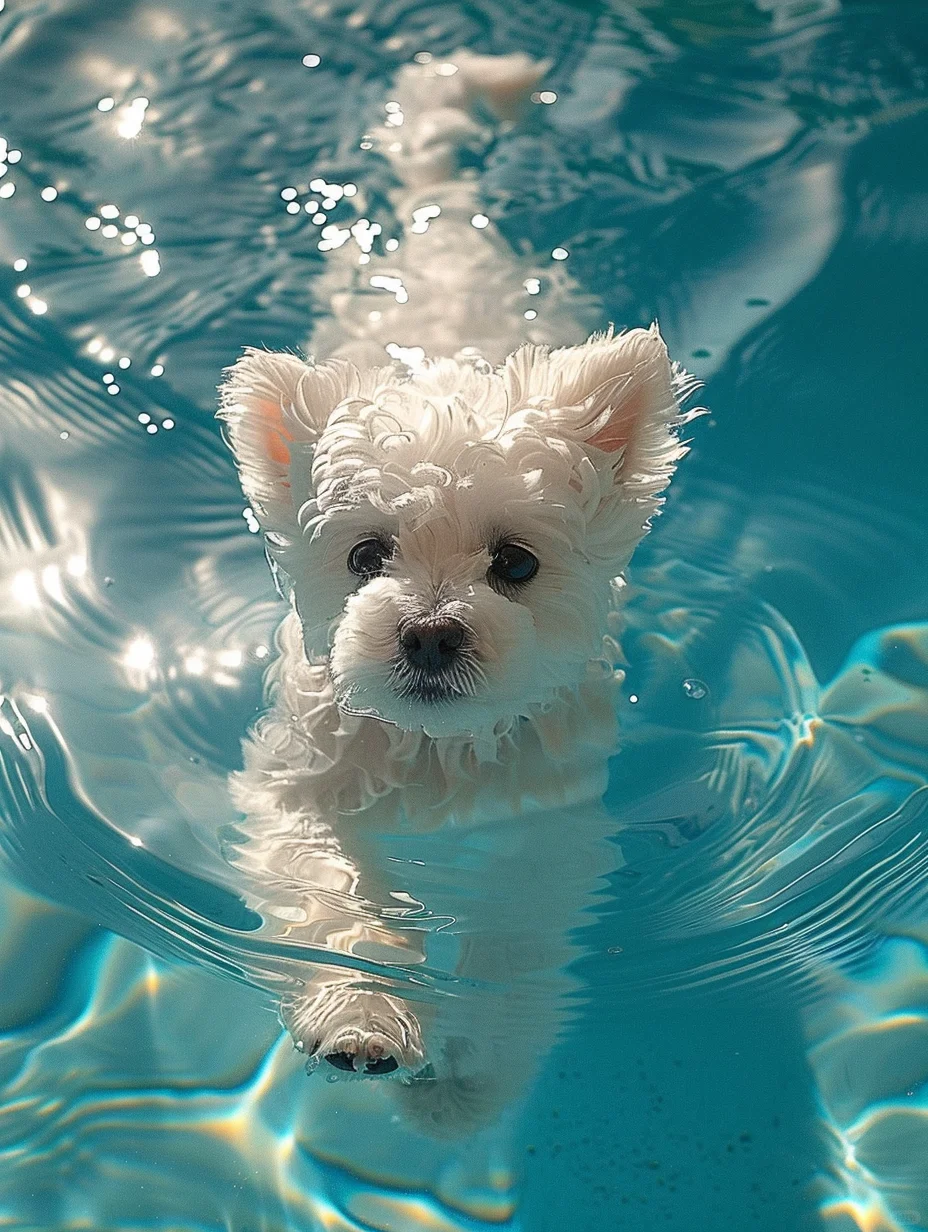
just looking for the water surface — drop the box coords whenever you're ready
[1,0,927,1228]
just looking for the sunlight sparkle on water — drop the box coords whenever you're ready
[116,97,149,139]
[370,274,408,303]
[140,249,161,276]
[11,571,41,608]
[123,637,155,672]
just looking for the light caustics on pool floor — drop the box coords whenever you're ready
[1,478,926,1230]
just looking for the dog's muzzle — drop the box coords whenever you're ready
[393,616,476,703]
[400,618,465,672]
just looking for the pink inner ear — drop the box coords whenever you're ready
[586,381,650,454]
[254,396,292,469]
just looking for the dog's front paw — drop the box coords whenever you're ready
[282,981,427,1078]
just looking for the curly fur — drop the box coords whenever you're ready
[217,51,694,1132]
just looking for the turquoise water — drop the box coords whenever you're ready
[1,1,928,1228]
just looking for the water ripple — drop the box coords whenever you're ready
[1,0,927,1226]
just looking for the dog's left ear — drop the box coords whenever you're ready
[503,325,689,487]
[217,348,358,529]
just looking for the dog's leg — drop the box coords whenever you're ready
[283,867,430,1078]
[233,806,429,1077]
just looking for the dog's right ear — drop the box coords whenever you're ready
[217,348,358,528]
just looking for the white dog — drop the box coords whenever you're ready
[218,51,696,1133]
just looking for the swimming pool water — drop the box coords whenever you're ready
[0,1,927,1228]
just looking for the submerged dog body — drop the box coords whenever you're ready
[219,53,693,1129]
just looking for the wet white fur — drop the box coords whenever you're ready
[218,52,694,1133]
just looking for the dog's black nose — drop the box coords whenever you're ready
[400,619,466,673]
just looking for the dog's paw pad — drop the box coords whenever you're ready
[322,1034,402,1076]
[325,1049,359,1072]
[283,984,426,1077]
[324,1048,400,1075]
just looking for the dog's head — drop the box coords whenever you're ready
[219,330,690,739]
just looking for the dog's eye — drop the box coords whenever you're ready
[347,538,391,578]
[489,543,538,587]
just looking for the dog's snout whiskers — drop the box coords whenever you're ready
[391,611,482,704]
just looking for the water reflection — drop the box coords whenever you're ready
[1,0,927,1227]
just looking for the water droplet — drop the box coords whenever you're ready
[682,678,708,700]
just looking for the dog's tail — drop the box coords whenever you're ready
[379,50,550,196]
[309,51,596,368]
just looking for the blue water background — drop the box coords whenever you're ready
[1,1,927,1229]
